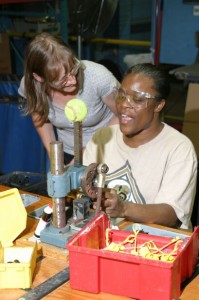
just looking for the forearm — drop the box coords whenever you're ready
[32,116,56,157]
[103,189,178,227]
[122,202,178,227]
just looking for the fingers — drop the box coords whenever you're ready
[102,189,118,213]
[102,198,111,209]
[92,188,118,214]
[104,188,117,199]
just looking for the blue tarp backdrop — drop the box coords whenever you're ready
[0,101,48,174]
[0,76,48,174]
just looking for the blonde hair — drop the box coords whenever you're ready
[23,32,84,125]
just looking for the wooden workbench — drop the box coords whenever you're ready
[0,185,199,300]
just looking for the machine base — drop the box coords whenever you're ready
[40,212,96,248]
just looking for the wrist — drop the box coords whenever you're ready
[121,201,135,219]
[120,200,128,218]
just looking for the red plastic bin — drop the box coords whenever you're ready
[67,213,199,300]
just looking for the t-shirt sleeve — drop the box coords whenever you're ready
[97,64,118,99]
[83,61,118,100]
[153,141,197,229]
[18,76,26,98]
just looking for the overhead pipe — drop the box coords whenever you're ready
[69,36,151,47]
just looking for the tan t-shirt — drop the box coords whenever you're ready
[83,123,197,229]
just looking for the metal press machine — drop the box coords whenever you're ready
[39,102,109,247]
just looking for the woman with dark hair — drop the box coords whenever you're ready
[83,63,197,230]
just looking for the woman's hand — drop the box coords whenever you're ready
[102,188,125,218]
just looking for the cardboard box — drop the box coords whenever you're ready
[183,122,199,158]
[183,83,199,123]
[67,213,199,300]
[0,33,12,74]
[0,188,37,289]
[182,83,199,157]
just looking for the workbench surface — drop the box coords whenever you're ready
[0,185,198,300]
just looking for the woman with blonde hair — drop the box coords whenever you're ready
[18,32,120,165]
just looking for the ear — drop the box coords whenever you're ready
[154,99,165,113]
[32,72,44,82]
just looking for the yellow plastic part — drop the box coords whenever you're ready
[0,243,37,289]
[0,188,36,289]
[0,188,27,247]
